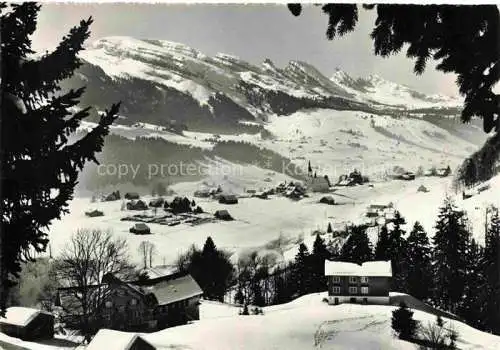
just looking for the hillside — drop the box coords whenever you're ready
[62,36,464,131]
[142,293,500,350]
[2,293,499,350]
[74,108,487,192]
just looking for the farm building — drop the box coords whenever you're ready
[253,192,268,199]
[194,188,211,198]
[127,200,148,211]
[218,194,238,204]
[319,196,335,205]
[324,260,392,305]
[85,209,104,217]
[57,272,203,332]
[149,198,165,208]
[130,223,151,235]
[397,172,416,181]
[103,191,121,202]
[0,307,54,341]
[214,209,233,221]
[124,192,140,200]
[436,166,451,177]
[87,329,156,350]
[417,185,429,193]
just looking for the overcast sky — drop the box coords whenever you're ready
[33,3,460,96]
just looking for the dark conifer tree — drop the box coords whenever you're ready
[459,238,486,329]
[188,237,235,301]
[432,198,472,313]
[391,301,419,340]
[311,234,330,292]
[374,225,391,260]
[327,222,333,234]
[383,212,408,292]
[340,225,373,264]
[1,3,120,313]
[405,222,433,301]
[483,207,500,334]
[294,243,312,296]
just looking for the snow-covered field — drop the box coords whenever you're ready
[3,293,499,350]
[80,109,485,182]
[46,171,500,268]
[142,293,500,350]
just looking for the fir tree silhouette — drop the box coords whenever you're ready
[290,4,500,181]
[1,3,120,314]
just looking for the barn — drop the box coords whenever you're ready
[218,194,238,204]
[0,307,54,341]
[87,329,156,350]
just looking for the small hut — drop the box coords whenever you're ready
[126,200,148,211]
[124,192,140,200]
[85,209,104,217]
[218,194,238,204]
[0,307,54,341]
[214,210,234,221]
[319,196,335,205]
[130,223,151,235]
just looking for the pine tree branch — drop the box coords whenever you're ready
[21,17,93,101]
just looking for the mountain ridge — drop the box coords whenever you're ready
[65,36,463,131]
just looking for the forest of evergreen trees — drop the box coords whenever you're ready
[193,198,500,335]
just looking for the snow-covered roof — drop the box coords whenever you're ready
[141,274,203,305]
[324,260,392,277]
[0,307,51,327]
[87,329,154,350]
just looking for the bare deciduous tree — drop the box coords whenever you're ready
[55,229,133,341]
[138,241,156,269]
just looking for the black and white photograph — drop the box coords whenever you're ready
[1,2,499,349]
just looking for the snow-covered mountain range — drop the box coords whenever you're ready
[64,36,462,131]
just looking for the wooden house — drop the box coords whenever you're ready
[56,272,203,332]
[0,307,54,341]
[324,260,392,305]
[218,194,238,204]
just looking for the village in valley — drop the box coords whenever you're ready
[2,3,500,350]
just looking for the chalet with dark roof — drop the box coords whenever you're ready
[324,260,392,305]
[56,272,203,332]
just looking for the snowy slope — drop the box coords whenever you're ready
[142,293,500,350]
[63,108,491,268]
[70,36,463,130]
[330,69,462,110]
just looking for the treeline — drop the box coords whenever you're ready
[80,134,301,190]
[177,198,500,335]
[454,132,500,189]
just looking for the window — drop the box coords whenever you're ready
[130,298,137,306]
[360,276,369,283]
[349,276,357,284]
[332,276,341,283]
[349,286,357,294]
[332,287,341,294]
[105,301,113,308]
[361,287,369,295]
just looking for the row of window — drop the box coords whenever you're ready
[332,276,369,283]
[332,286,369,295]
[157,299,190,313]
[105,298,138,308]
